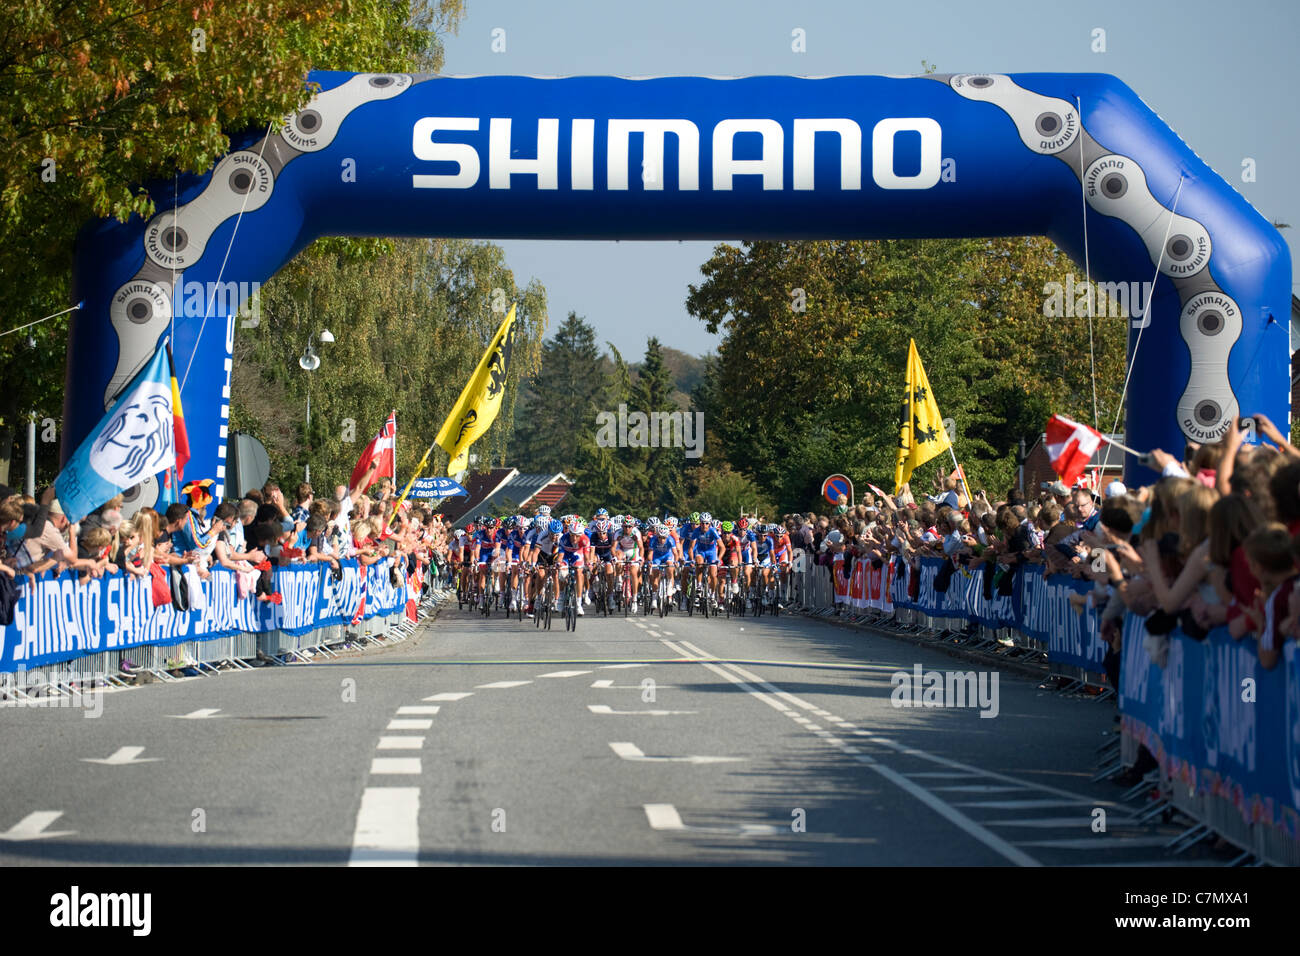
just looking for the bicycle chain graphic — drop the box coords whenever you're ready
[940,73,1239,445]
[108,74,420,511]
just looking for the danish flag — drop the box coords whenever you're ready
[350,411,396,492]
[1045,414,1103,486]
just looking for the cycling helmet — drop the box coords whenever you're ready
[700,512,712,524]
[738,517,750,531]
[537,505,552,517]
[595,507,609,518]
[623,515,636,526]
[548,519,563,535]
[721,520,734,533]
[689,511,701,524]
[485,516,500,529]
[664,516,678,529]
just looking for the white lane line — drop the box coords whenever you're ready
[81,746,161,766]
[387,718,433,730]
[370,758,422,775]
[905,771,983,779]
[644,803,686,830]
[642,803,777,836]
[954,799,1097,809]
[0,811,75,841]
[676,638,1118,807]
[588,704,696,716]
[1014,836,1176,850]
[476,680,533,689]
[377,737,425,750]
[662,631,675,636]
[396,705,441,715]
[985,816,1141,828]
[591,679,614,688]
[169,708,224,719]
[602,663,652,669]
[423,692,472,701]
[538,670,593,678]
[350,787,419,867]
[662,638,1040,868]
[609,742,744,764]
[592,679,677,689]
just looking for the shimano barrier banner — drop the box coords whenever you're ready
[1018,565,1108,673]
[69,72,1291,516]
[0,557,407,672]
[1120,614,1299,839]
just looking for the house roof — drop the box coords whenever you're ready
[448,470,573,527]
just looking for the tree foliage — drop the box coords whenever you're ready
[686,237,1128,510]
[0,0,464,480]
[230,237,547,491]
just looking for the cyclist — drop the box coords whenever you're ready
[587,510,617,610]
[644,517,677,611]
[719,520,744,603]
[769,522,793,606]
[502,515,528,612]
[557,515,589,616]
[692,511,723,609]
[523,515,561,617]
[614,515,643,614]
[471,516,505,609]
[737,517,759,594]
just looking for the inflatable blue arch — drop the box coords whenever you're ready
[68,72,1291,509]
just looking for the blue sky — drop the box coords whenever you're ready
[439,0,1299,359]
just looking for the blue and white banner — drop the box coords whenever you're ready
[407,476,469,499]
[1018,566,1108,673]
[1120,615,1299,839]
[0,557,407,672]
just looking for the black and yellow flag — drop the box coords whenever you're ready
[894,338,952,494]
[436,304,518,474]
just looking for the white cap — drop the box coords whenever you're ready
[1104,480,1127,498]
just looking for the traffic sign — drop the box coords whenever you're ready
[822,474,853,505]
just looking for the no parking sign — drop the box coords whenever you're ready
[822,474,853,505]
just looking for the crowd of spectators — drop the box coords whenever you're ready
[786,413,1300,691]
[0,457,453,610]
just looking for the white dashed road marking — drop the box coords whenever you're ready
[370,758,422,775]
[396,706,440,715]
[537,670,593,678]
[588,704,696,716]
[387,718,433,731]
[609,742,743,764]
[377,737,425,750]
[424,692,473,701]
[476,681,533,689]
[350,788,419,867]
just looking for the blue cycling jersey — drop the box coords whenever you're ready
[695,527,722,552]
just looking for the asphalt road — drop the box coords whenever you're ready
[0,593,1227,866]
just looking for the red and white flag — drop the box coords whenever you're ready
[350,410,396,492]
[1045,414,1103,486]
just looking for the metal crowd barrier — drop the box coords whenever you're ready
[793,553,1294,866]
[0,568,451,697]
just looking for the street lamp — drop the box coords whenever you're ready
[299,329,334,482]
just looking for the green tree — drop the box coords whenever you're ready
[230,238,547,491]
[511,313,606,476]
[0,0,464,482]
[627,337,686,513]
[686,237,1128,511]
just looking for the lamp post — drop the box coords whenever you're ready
[298,329,334,483]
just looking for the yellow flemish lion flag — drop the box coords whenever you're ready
[894,338,952,494]
[436,304,519,475]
